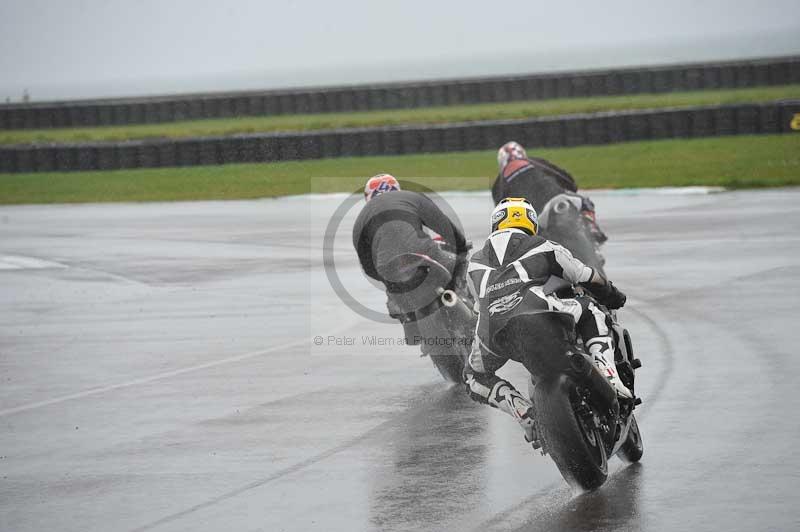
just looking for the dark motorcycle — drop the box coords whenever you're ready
[491,283,643,490]
[538,193,606,276]
[381,253,476,383]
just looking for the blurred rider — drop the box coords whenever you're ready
[464,197,629,446]
[352,174,468,288]
[492,141,607,243]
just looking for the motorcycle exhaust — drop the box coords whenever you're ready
[554,199,572,214]
[440,289,459,307]
[439,289,473,323]
[434,289,476,343]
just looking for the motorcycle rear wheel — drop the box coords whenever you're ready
[429,353,466,383]
[544,218,605,277]
[534,380,608,491]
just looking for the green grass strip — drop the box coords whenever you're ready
[2,85,800,145]
[0,134,797,205]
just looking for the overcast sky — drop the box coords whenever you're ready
[1,0,798,102]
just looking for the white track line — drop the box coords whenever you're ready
[0,322,358,417]
[0,255,68,270]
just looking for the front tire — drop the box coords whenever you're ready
[618,415,644,463]
[534,379,608,491]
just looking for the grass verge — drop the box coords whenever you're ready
[0,134,797,205]
[2,85,799,145]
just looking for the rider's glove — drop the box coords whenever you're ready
[593,281,626,309]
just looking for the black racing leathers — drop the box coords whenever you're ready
[464,229,615,405]
[491,157,608,244]
[491,157,579,212]
[352,190,467,285]
[466,228,595,361]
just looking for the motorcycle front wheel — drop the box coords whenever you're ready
[534,378,608,491]
[618,414,644,463]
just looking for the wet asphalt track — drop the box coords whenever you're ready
[1,188,799,532]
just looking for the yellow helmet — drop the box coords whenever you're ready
[490,197,538,235]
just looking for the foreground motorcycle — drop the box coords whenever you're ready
[381,252,476,383]
[492,283,643,490]
[538,193,606,276]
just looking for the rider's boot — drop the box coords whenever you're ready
[587,339,633,399]
[582,210,608,244]
[488,380,541,448]
[520,407,540,449]
[579,196,608,244]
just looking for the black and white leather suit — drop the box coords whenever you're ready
[464,228,615,412]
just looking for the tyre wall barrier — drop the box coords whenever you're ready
[1,101,798,174]
[1,56,798,130]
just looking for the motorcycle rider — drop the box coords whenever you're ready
[464,197,629,446]
[352,174,472,351]
[352,174,468,288]
[492,141,607,243]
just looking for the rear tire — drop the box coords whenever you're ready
[429,352,466,383]
[618,415,644,463]
[544,218,605,277]
[424,296,474,384]
[534,379,608,491]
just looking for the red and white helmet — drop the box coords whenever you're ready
[364,173,401,202]
[497,141,528,171]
